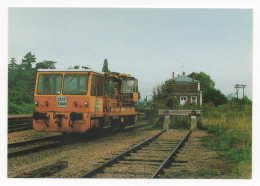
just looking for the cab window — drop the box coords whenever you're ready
[63,74,89,95]
[37,74,62,95]
[122,80,138,93]
[91,74,104,96]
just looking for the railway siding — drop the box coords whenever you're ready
[8,127,162,178]
[160,130,234,178]
[8,127,234,178]
[84,130,191,178]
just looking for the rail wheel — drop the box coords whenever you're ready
[127,115,137,124]
[111,118,125,130]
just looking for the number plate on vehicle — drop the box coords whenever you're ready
[56,96,67,107]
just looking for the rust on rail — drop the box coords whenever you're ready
[8,114,32,119]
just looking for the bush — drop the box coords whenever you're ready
[8,88,34,115]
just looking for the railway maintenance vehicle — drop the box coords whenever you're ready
[32,67,138,133]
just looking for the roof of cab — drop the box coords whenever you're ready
[37,69,104,74]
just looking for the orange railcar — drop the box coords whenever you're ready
[33,68,138,133]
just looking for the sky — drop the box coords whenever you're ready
[8,8,252,100]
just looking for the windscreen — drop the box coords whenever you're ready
[122,80,135,93]
[37,74,62,95]
[63,74,89,95]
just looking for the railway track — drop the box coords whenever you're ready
[8,135,64,158]
[8,124,140,159]
[82,130,191,178]
[8,115,33,133]
[15,161,69,178]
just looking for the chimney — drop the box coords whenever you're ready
[183,72,185,75]
[172,72,175,80]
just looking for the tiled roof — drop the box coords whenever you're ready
[174,75,199,82]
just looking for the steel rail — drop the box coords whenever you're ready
[8,127,138,158]
[8,124,33,133]
[8,135,62,148]
[151,130,192,178]
[8,135,65,158]
[14,161,68,178]
[8,115,33,132]
[8,115,33,119]
[8,143,62,158]
[82,130,166,178]
[8,123,32,128]
[8,121,32,125]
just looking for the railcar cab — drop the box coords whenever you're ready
[104,72,139,105]
[33,68,138,133]
[33,69,105,133]
[121,77,139,104]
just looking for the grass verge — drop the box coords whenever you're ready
[198,102,252,178]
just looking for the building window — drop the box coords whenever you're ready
[191,96,197,105]
[180,96,188,105]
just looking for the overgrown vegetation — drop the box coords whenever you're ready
[8,52,79,115]
[139,71,252,178]
[8,52,53,115]
[188,72,227,106]
[198,97,252,178]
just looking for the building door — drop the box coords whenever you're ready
[180,96,187,105]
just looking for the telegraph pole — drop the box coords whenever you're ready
[235,84,246,99]
[242,85,246,98]
[235,84,239,99]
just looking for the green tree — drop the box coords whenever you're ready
[204,88,227,106]
[8,53,40,114]
[188,72,227,106]
[8,58,19,72]
[35,60,57,69]
[152,81,178,109]
[21,52,36,70]
[102,59,109,72]
[188,72,215,92]
[8,53,63,114]
[74,65,80,69]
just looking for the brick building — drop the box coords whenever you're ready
[167,72,202,107]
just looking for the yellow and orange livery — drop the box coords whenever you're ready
[33,69,138,133]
